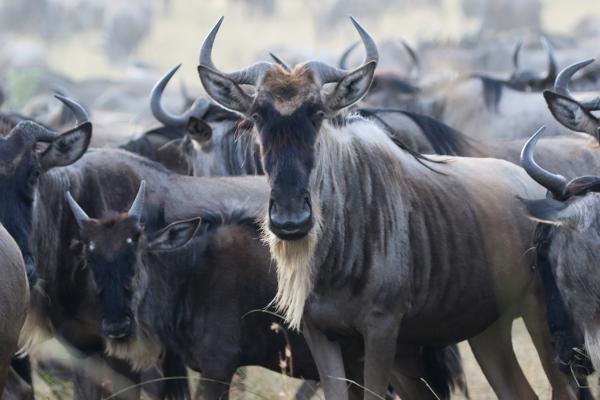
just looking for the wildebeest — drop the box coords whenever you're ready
[197,16,580,398]
[520,125,600,374]
[381,90,600,178]
[0,224,29,396]
[120,66,261,177]
[61,179,466,399]
[439,55,599,141]
[0,99,190,400]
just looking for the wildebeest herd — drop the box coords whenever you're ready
[2,10,600,400]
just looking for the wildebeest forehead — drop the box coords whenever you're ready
[84,216,141,254]
[259,66,321,115]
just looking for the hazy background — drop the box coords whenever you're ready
[1,0,599,95]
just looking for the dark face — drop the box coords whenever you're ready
[0,133,41,275]
[0,121,90,282]
[252,76,325,240]
[79,216,142,340]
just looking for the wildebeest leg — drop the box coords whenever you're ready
[0,335,19,395]
[193,374,233,400]
[389,374,437,399]
[104,355,142,400]
[293,380,319,400]
[387,346,439,400]
[468,317,536,399]
[362,316,399,400]
[521,290,579,400]
[72,355,141,400]
[73,356,104,400]
[0,362,8,396]
[3,365,34,400]
[302,318,348,400]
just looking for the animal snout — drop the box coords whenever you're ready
[269,191,313,240]
[102,316,133,340]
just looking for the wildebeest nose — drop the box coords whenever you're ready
[102,316,132,340]
[269,193,313,239]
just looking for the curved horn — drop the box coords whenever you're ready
[54,95,89,123]
[541,37,557,84]
[269,53,291,72]
[151,65,211,127]
[65,191,90,229]
[554,58,600,110]
[305,16,379,84]
[554,58,595,97]
[199,16,272,85]
[400,39,420,79]
[338,41,359,69]
[128,180,146,221]
[520,126,567,197]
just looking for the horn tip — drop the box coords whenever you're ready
[530,126,547,143]
[214,16,224,30]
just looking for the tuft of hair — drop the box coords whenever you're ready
[360,108,473,156]
[422,344,469,399]
[584,325,600,372]
[18,283,53,354]
[261,207,322,331]
[474,75,505,113]
[105,331,163,372]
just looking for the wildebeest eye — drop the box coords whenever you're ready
[311,109,325,126]
[126,237,133,245]
[28,167,41,187]
[88,242,96,252]
[251,113,262,124]
[124,281,133,295]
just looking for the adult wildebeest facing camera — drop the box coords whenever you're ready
[198,16,584,399]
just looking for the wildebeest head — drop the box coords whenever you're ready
[550,58,600,113]
[65,180,200,341]
[151,65,261,177]
[521,126,600,371]
[198,16,377,240]
[508,37,557,91]
[0,96,91,281]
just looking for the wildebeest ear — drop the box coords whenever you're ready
[325,61,376,111]
[186,117,213,144]
[543,91,599,137]
[197,65,252,115]
[522,198,571,226]
[40,122,92,171]
[148,217,201,252]
[156,140,194,176]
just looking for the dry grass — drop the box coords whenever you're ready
[28,319,598,399]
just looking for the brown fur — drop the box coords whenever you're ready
[259,65,321,115]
